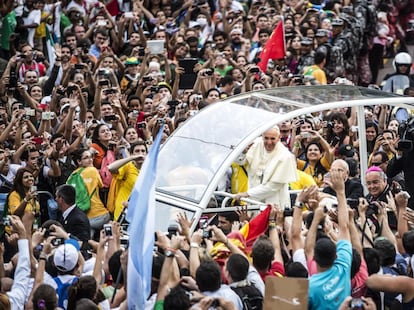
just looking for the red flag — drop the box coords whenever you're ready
[240,205,272,250]
[258,20,286,72]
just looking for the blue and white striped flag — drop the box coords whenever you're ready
[126,127,163,309]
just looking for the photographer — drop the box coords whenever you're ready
[387,119,414,209]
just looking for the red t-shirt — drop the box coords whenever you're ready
[259,261,285,281]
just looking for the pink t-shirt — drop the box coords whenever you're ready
[351,258,368,298]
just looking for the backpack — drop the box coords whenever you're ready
[54,276,78,309]
[66,168,96,212]
[99,149,115,188]
[231,284,263,310]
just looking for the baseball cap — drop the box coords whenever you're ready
[189,21,201,29]
[315,29,329,37]
[157,82,172,93]
[331,18,344,26]
[338,144,355,157]
[301,37,313,45]
[53,241,79,272]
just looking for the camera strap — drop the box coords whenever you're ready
[358,218,374,248]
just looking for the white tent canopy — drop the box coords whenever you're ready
[153,85,414,231]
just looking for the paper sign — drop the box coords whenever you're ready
[263,276,309,310]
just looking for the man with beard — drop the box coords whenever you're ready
[229,28,243,51]
[107,141,148,220]
[213,31,229,50]
[217,211,239,235]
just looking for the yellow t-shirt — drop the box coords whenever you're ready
[35,11,48,38]
[112,162,139,220]
[230,162,248,194]
[289,170,317,190]
[297,156,331,187]
[77,166,108,219]
[8,190,40,215]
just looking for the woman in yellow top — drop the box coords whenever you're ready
[296,131,334,187]
[71,149,110,239]
[107,141,147,220]
[7,168,39,218]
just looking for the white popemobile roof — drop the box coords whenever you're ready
[153,85,414,231]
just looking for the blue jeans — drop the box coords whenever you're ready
[89,212,111,239]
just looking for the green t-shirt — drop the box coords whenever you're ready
[0,11,17,51]
[215,65,233,77]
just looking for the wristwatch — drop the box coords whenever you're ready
[165,248,176,258]
[294,201,305,209]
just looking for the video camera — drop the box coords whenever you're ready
[397,117,414,152]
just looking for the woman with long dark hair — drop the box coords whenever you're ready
[90,123,116,205]
[297,141,334,187]
[7,167,38,218]
[326,112,351,148]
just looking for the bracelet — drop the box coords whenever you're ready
[268,222,277,228]
[39,253,47,260]
[24,198,29,203]
[190,242,199,248]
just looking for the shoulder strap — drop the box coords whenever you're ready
[54,277,63,286]
[302,161,309,172]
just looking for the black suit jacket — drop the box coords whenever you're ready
[60,206,90,243]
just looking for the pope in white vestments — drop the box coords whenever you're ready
[235,126,298,207]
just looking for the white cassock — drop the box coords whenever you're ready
[239,138,298,207]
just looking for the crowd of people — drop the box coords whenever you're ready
[1,0,414,308]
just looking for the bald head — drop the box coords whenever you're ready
[330,159,349,181]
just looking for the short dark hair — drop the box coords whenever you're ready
[403,230,414,255]
[314,238,336,268]
[314,50,326,65]
[213,30,228,41]
[345,158,359,177]
[251,235,274,271]
[164,286,191,310]
[363,247,380,275]
[130,141,148,154]
[226,254,249,282]
[219,211,239,223]
[56,184,76,206]
[196,260,221,292]
[374,238,396,266]
[220,75,234,87]
[285,262,308,278]
[108,250,124,285]
[351,248,361,279]
[372,151,388,164]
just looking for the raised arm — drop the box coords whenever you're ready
[329,169,350,241]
